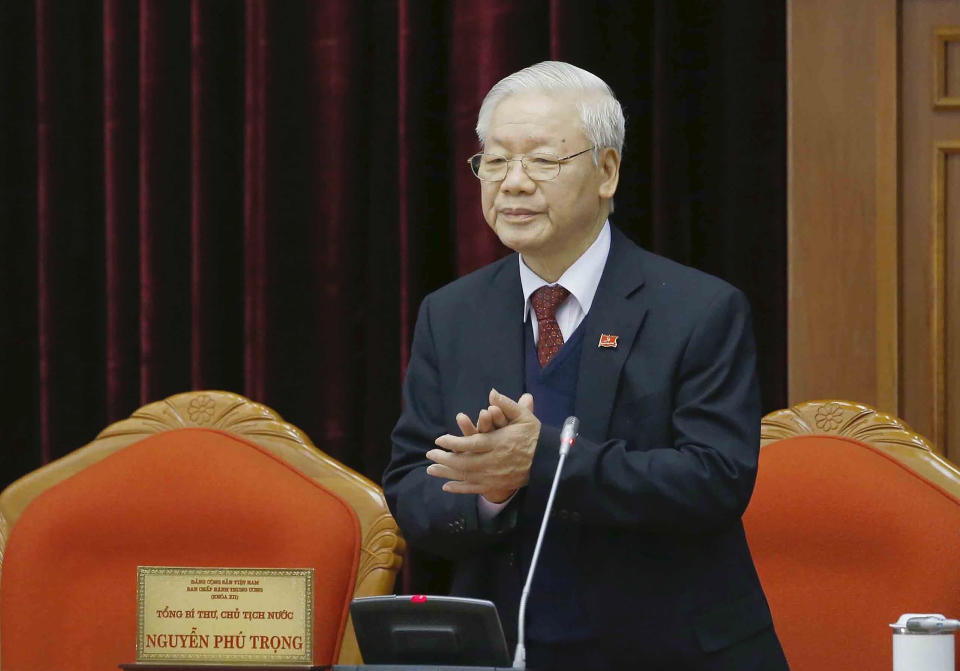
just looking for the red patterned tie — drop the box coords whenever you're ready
[531,285,571,367]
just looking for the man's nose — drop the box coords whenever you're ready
[500,159,535,192]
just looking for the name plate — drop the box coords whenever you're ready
[137,566,314,665]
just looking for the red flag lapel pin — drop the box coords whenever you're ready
[598,334,618,348]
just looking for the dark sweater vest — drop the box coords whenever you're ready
[523,320,593,642]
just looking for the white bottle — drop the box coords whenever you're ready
[891,613,955,671]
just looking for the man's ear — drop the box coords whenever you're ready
[597,147,620,199]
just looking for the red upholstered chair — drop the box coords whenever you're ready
[745,400,960,671]
[0,391,404,670]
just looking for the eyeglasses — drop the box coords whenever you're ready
[467,146,595,182]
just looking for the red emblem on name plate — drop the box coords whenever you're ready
[598,334,618,348]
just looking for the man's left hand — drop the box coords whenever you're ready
[426,389,540,498]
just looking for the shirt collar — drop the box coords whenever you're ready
[519,220,611,322]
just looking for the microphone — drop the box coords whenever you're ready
[906,616,960,633]
[512,415,579,670]
[559,416,579,456]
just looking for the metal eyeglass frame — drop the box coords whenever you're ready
[466,146,596,182]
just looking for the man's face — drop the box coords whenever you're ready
[480,91,617,272]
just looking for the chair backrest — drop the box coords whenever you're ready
[745,400,960,671]
[0,390,404,668]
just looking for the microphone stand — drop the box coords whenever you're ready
[512,416,579,670]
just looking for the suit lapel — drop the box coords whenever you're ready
[470,256,525,405]
[575,228,648,442]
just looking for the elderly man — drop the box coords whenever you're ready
[383,62,787,671]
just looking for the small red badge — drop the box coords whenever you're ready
[598,334,618,348]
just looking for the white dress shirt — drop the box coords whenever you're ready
[519,220,611,345]
[478,221,612,518]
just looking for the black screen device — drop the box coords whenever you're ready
[350,595,511,667]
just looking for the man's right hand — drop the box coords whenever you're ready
[444,392,535,503]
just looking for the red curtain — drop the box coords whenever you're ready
[0,1,785,497]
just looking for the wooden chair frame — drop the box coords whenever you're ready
[761,398,960,501]
[0,390,405,665]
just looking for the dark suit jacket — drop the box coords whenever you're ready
[383,226,787,670]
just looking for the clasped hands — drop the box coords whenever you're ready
[425,389,540,504]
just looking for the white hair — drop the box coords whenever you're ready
[475,61,625,164]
